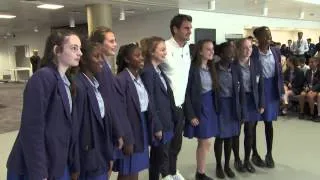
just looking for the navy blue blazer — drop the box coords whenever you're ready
[305,69,320,88]
[141,63,174,133]
[7,66,78,179]
[215,62,246,121]
[95,61,134,145]
[115,70,159,152]
[234,58,265,111]
[252,47,284,98]
[184,64,218,123]
[74,73,113,176]
[283,67,305,94]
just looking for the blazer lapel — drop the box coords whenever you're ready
[249,59,256,89]
[124,71,141,113]
[56,75,72,122]
[80,74,105,130]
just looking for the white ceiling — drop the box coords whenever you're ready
[0,0,320,36]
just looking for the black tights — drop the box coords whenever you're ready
[118,174,138,180]
[252,121,273,156]
[214,138,232,168]
[231,122,256,162]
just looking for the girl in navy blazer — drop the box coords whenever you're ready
[140,37,175,180]
[183,39,219,180]
[250,26,284,168]
[214,42,245,179]
[73,41,114,180]
[282,56,305,115]
[6,30,83,180]
[232,38,265,173]
[113,43,162,180]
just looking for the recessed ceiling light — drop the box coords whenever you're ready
[37,4,64,10]
[0,14,16,19]
[296,0,320,5]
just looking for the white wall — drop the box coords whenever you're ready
[113,9,178,46]
[0,27,50,80]
[179,9,320,44]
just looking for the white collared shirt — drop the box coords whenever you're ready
[126,68,149,112]
[161,37,191,106]
[259,48,276,78]
[292,39,309,55]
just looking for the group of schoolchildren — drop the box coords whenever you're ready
[281,55,320,121]
[6,14,286,180]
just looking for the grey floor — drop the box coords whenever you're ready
[1,83,320,180]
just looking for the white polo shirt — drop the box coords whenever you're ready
[161,37,191,107]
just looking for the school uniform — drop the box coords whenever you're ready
[235,59,265,122]
[252,47,284,121]
[184,64,219,139]
[95,60,134,159]
[113,69,160,175]
[283,68,305,95]
[141,63,175,179]
[215,62,245,138]
[7,66,78,180]
[74,73,114,180]
[304,69,320,92]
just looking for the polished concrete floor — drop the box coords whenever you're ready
[1,83,320,179]
[1,117,320,180]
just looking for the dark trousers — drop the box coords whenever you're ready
[149,143,171,180]
[169,106,185,175]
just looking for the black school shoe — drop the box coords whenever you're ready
[216,166,225,179]
[265,154,275,168]
[224,167,235,178]
[298,113,305,119]
[313,116,320,122]
[234,160,246,173]
[251,154,266,167]
[244,161,256,173]
[195,172,214,180]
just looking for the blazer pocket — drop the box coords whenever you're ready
[83,148,103,172]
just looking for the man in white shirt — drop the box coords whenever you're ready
[292,32,309,57]
[161,14,192,180]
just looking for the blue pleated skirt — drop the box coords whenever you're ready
[184,90,219,139]
[7,167,70,180]
[79,173,108,180]
[217,97,241,138]
[260,77,279,122]
[244,92,261,122]
[113,112,149,175]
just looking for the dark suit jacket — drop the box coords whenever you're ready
[30,55,41,73]
[7,66,78,179]
[215,62,246,121]
[252,47,284,98]
[184,64,218,123]
[234,58,265,111]
[74,73,113,176]
[115,70,160,152]
[307,43,316,56]
[305,69,320,92]
[95,61,134,145]
[283,67,305,94]
[141,63,174,133]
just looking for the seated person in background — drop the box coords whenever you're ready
[281,55,287,74]
[298,56,310,75]
[298,57,320,121]
[282,56,305,115]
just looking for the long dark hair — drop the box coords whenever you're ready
[116,43,139,74]
[192,39,219,92]
[41,30,79,68]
